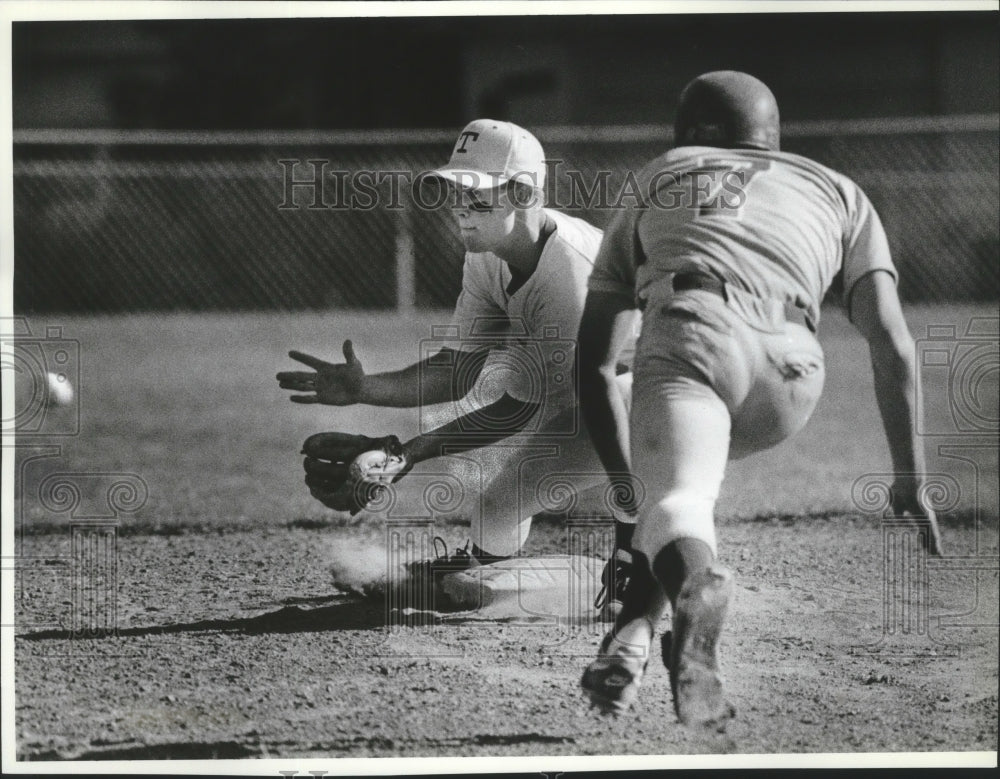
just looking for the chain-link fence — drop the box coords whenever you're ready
[13,116,999,312]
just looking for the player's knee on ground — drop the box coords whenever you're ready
[470,499,532,558]
[615,370,634,414]
[633,491,718,560]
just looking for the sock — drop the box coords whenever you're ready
[651,537,715,607]
[614,520,636,553]
[470,543,511,566]
[613,550,668,635]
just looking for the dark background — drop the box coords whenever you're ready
[13,13,999,130]
[11,11,1000,312]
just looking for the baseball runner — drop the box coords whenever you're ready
[277,119,635,612]
[575,71,944,726]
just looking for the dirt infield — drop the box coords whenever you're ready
[8,307,999,764]
[14,515,998,759]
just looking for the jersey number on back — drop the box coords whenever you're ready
[688,156,772,219]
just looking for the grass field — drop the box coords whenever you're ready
[9,304,999,763]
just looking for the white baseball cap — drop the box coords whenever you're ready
[432,119,546,192]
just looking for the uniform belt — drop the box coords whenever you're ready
[671,272,815,332]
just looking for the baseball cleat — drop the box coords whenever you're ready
[667,564,736,730]
[594,548,633,623]
[580,624,651,716]
[400,537,482,610]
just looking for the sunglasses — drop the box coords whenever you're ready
[450,188,505,213]
[466,199,499,213]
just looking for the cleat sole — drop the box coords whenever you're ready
[668,564,736,729]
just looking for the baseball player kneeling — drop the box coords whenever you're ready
[277,120,635,615]
[576,71,943,727]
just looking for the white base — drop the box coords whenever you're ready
[440,554,607,623]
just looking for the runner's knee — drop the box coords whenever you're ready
[634,491,718,559]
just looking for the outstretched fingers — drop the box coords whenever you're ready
[288,350,333,370]
[277,370,317,389]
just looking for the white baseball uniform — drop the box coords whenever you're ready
[587,146,897,556]
[435,207,633,556]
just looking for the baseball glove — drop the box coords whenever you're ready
[301,432,412,515]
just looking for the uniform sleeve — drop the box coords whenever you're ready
[449,254,508,348]
[587,206,641,302]
[841,184,898,307]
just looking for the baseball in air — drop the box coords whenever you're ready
[46,371,74,407]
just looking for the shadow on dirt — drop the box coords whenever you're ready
[27,740,260,761]
[28,731,582,760]
[18,594,399,641]
[18,594,578,642]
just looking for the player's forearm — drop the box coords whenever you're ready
[358,362,447,407]
[403,394,540,463]
[869,332,926,477]
[581,368,631,471]
[850,272,927,482]
[360,348,485,407]
[576,292,638,495]
[580,371,639,513]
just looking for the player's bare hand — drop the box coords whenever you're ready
[276,340,365,405]
[888,477,945,557]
